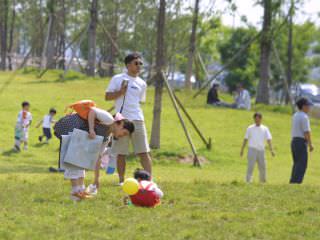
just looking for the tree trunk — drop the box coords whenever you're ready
[256,0,272,104]
[58,0,66,70]
[45,0,57,69]
[108,0,119,77]
[185,0,200,89]
[285,0,294,104]
[0,0,8,70]
[87,0,98,76]
[7,0,16,70]
[150,0,166,149]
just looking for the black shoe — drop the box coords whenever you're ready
[48,167,58,172]
[38,136,43,142]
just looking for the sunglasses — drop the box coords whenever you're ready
[133,61,143,66]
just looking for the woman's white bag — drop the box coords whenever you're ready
[63,128,104,170]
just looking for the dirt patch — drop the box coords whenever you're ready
[177,155,208,164]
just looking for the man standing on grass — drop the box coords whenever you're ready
[290,98,314,184]
[105,53,152,184]
[240,113,275,183]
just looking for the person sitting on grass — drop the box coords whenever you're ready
[126,169,163,208]
[14,101,32,152]
[207,84,221,105]
[54,109,134,201]
[240,112,275,183]
[36,108,57,144]
[234,84,251,110]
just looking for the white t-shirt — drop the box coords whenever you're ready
[92,107,114,125]
[106,73,147,121]
[244,124,272,151]
[43,114,53,128]
[17,110,32,128]
[236,89,251,110]
[139,180,164,198]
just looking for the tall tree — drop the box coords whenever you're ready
[8,0,16,70]
[256,0,273,104]
[0,0,9,70]
[41,0,57,69]
[107,0,119,76]
[87,0,98,76]
[57,0,66,70]
[150,0,166,149]
[285,0,294,104]
[185,0,200,89]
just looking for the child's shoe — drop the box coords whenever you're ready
[70,191,93,201]
[13,145,20,152]
[86,184,98,196]
[23,145,28,151]
[38,136,43,142]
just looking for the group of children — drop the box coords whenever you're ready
[13,101,57,152]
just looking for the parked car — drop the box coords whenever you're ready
[292,83,320,104]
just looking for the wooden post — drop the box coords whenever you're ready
[162,71,201,167]
[173,91,212,150]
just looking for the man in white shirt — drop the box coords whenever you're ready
[105,53,152,184]
[235,84,251,110]
[240,113,275,183]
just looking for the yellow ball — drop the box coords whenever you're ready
[122,178,139,195]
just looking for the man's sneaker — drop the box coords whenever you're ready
[38,136,43,142]
[86,184,98,195]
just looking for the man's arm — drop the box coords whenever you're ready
[267,140,275,157]
[105,91,123,101]
[105,82,128,101]
[240,139,248,157]
[88,109,97,139]
[304,131,314,152]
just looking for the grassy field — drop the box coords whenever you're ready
[1,69,320,240]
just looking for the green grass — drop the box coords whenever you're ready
[1,70,320,239]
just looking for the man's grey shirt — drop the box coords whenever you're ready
[291,111,311,139]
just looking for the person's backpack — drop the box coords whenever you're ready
[129,182,161,207]
[65,100,96,120]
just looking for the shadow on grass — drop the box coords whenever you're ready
[0,165,48,174]
[2,149,19,157]
[32,143,47,148]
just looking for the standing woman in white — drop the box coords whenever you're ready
[240,113,275,183]
[105,53,152,184]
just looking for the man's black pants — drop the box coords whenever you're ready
[290,137,308,184]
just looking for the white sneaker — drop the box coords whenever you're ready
[116,182,124,187]
[23,145,28,151]
[86,184,98,195]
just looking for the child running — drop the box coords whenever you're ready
[36,108,57,144]
[128,169,163,207]
[14,101,32,151]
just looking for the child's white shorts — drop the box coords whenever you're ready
[64,169,85,179]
